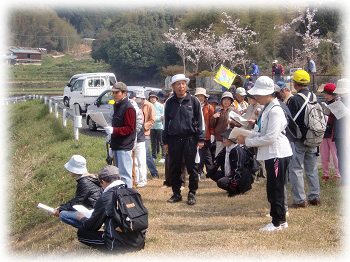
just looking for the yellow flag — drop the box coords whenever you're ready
[214,65,237,89]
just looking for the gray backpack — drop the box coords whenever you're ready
[294,92,327,147]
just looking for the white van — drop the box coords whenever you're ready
[63,72,117,114]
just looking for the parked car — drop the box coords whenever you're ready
[86,86,162,131]
[63,72,117,112]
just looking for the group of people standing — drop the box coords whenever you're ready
[52,65,348,251]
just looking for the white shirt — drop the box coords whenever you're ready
[245,98,292,161]
[103,180,125,193]
[225,143,238,177]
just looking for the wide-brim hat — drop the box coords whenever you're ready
[135,89,146,99]
[272,60,278,64]
[169,74,190,87]
[221,128,236,142]
[64,155,87,174]
[248,76,275,96]
[221,91,234,101]
[194,87,208,98]
[208,95,219,104]
[334,78,350,95]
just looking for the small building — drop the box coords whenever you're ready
[9,47,42,64]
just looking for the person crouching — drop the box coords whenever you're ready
[207,128,255,197]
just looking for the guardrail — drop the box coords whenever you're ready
[2,94,83,140]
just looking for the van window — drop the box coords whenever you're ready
[100,91,114,105]
[109,76,117,85]
[69,77,78,87]
[72,80,83,91]
[88,78,105,87]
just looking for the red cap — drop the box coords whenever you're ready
[322,83,336,94]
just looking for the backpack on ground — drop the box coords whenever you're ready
[104,186,148,234]
[295,92,327,147]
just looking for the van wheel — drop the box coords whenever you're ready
[87,117,97,131]
[63,97,69,107]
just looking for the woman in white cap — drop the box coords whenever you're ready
[53,155,102,228]
[236,76,292,232]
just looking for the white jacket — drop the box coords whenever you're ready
[245,98,292,161]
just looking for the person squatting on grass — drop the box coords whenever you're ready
[105,82,137,189]
[77,165,146,253]
[236,76,292,232]
[163,74,206,205]
[53,155,102,228]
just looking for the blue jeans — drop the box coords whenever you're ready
[113,150,133,188]
[145,139,158,176]
[59,211,81,228]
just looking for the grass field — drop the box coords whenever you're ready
[7,100,344,260]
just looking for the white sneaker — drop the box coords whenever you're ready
[259,223,282,231]
[281,222,288,229]
[159,158,165,163]
[137,183,146,188]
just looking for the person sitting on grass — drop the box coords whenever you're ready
[53,155,102,228]
[206,128,256,197]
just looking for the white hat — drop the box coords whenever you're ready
[248,76,275,96]
[169,74,190,87]
[194,87,208,98]
[236,87,246,96]
[135,89,146,99]
[64,155,88,174]
[273,60,278,64]
[334,78,350,95]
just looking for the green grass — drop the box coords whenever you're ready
[7,55,112,89]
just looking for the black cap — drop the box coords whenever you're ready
[208,95,219,104]
[246,93,256,100]
[128,91,136,99]
[149,91,158,99]
[220,128,236,142]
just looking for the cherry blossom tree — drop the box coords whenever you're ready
[163,28,192,74]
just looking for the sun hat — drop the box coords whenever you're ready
[292,70,310,84]
[221,128,236,142]
[334,78,350,95]
[321,83,336,95]
[135,89,146,99]
[148,91,159,100]
[221,91,234,101]
[208,95,219,104]
[64,155,88,174]
[169,74,190,87]
[247,76,275,96]
[273,60,278,64]
[194,87,209,98]
[98,165,120,181]
[112,82,128,92]
[236,87,246,96]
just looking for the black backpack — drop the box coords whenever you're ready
[104,186,148,234]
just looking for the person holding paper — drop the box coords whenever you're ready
[333,78,350,185]
[105,82,137,188]
[236,76,292,232]
[77,165,146,252]
[320,83,341,181]
[53,155,102,228]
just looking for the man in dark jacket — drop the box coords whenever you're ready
[77,165,146,252]
[105,82,137,189]
[207,129,255,197]
[163,74,206,205]
[53,155,102,228]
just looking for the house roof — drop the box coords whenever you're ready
[9,48,41,54]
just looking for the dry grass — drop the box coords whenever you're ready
[9,167,344,259]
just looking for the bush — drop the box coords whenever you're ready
[198,70,216,77]
[161,65,184,77]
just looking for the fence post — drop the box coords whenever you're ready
[62,108,67,126]
[44,97,47,104]
[49,99,52,113]
[74,115,82,140]
[55,103,59,118]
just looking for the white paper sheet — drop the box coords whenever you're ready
[229,111,249,127]
[195,147,200,164]
[323,100,350,120]
[229,127,253,139]
[73,205,93,219]
[89,112,108,127]
[37,203,55,213]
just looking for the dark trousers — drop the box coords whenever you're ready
[335,138,346,184]
[209,170,230,192]
[168,137,199,195]
[164,153,186,187]
[77,228,106,251]
[198,140,214,175]
[265,156,290,227]
[150,129,164,159]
